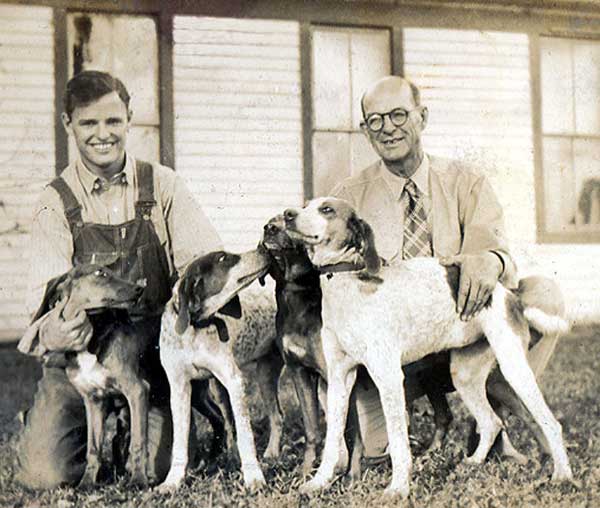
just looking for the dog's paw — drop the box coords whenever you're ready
[383,483,410,499]
[76,467,100,490]
[128,471,149,489]
[243,467,266,491]
[154,480,181,495]
[551,465,574,482]
[299,476,329,495]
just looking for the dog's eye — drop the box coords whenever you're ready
[319,206,335,216]
[218,254,226,263]
[94,269,108,278]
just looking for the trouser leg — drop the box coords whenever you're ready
[15,366,86,489]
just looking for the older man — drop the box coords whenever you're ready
[16,71,222,488]
[331,75,516,458]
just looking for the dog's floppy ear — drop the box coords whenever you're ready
[31,272,70,323]
[218,295,242,319]
[175,275,193,335]
[347,214,381,275]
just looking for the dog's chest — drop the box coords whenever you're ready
[66,352,117,398]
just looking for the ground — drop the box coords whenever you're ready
[0,327,599,508]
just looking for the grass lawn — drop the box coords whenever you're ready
[0,326,599,508]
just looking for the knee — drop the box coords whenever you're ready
[14,432,83,490]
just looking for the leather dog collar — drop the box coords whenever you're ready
[318,262,365,279]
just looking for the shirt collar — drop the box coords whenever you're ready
[76,153,132,193]
[380,154,430,200]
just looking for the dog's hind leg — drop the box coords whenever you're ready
[78,396,106,489]
[191,379,227,463]
[255,352,284,461]
[483,313,572,481]
[212,362,266,489]
[450,342,502,465]
[158,373,192,491]
[122,377,150,487]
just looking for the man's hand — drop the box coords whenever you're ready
[439,252,503,321]
[39,306,93,352]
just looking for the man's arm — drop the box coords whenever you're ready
[161,170,223,275]
[22,191,92,356]
[440,173,517,320]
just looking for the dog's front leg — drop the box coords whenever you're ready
[367,351,412,498]
[123,378,150,487]
[77,396,106,489]
[288,362,320,476]
[215,362,266,489]
[300,335,356,494]
[157,372,192,492]
[255,353,284,462]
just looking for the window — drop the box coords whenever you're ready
[66,13,160,162]
[539,36,600,239]
[310,26,391,196]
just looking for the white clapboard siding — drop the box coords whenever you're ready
[404,29,535,246]
[173,16,303,252]
[405,28,600,324]
[0,4,54,342]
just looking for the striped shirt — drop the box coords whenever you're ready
[26,153,223,317]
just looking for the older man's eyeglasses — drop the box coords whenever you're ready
[362,108,415,133]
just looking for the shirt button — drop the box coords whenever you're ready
[93,182,100,190]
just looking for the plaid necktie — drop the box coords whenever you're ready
[402,179,433,259]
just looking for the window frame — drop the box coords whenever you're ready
[532,32,600,244]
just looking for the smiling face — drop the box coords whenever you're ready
[62,91,131,179]
[361,77,427,169]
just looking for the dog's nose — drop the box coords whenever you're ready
[283,209,297,224]
[263,223,279,235]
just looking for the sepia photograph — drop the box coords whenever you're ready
[0,1,599,506]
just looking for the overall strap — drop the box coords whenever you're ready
[48,177,84,232]
[135,160,156,220]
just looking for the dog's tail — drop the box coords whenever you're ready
[517,276,570,336]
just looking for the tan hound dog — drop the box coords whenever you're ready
[20,265,149,488]
[284,197,572,498]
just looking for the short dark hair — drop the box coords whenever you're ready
[64,70,131,118]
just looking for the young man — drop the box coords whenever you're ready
[331,75,517,458]
[16,71,222,489]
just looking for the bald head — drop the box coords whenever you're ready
[361,76,421,117]
[359,75,427,174]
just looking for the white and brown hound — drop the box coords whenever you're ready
[284,197,572,498]
[157,248,281,492]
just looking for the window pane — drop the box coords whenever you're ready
[542,136,575,232]
[312,30,351,130]
[350,132,378,176]
[540,37,574,134]
[350,30,391,129]
[573,41,600,135]
[312,131,350,196]
[574,138,600,225]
